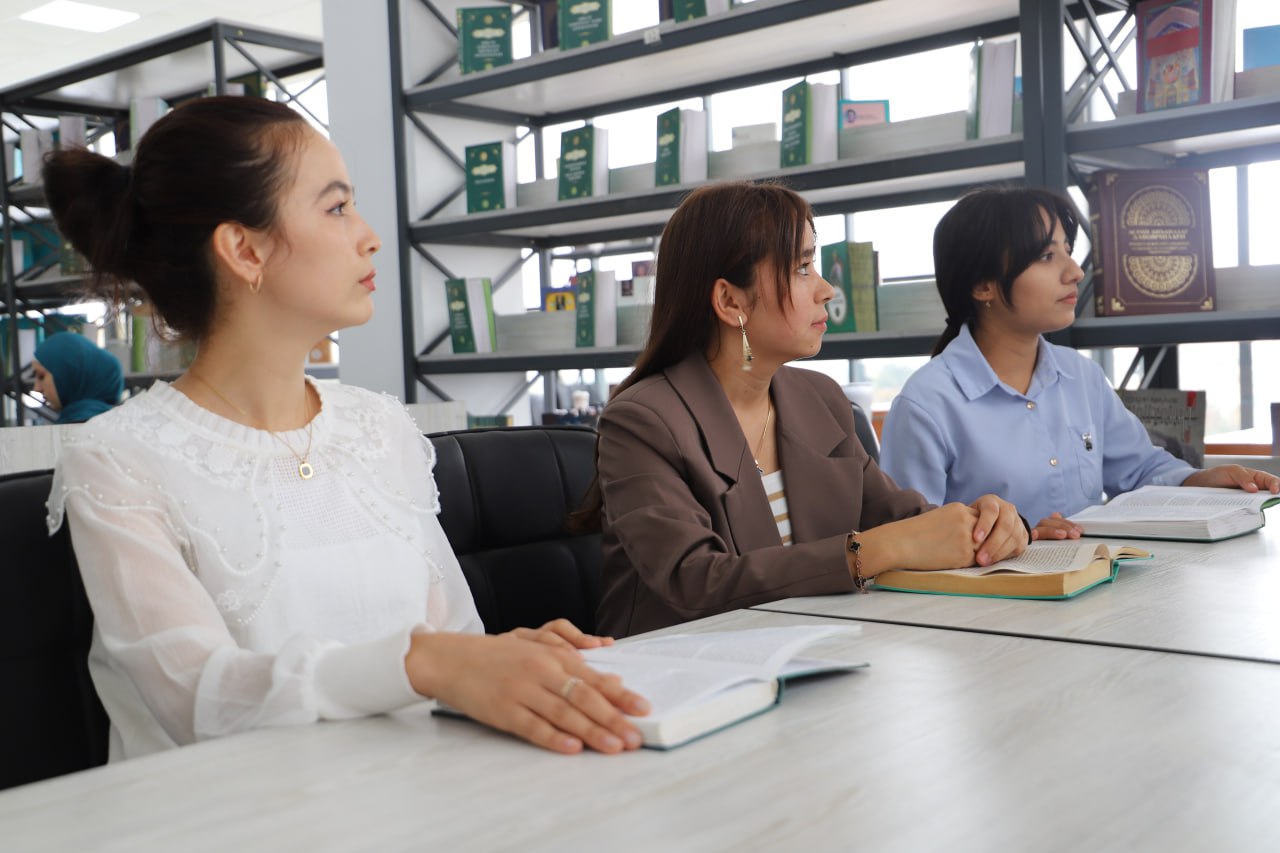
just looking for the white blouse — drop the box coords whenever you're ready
[47,379,483,761]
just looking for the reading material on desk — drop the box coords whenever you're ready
[578,625,863,750]
[872,541,1150,600]
[1069,486,1278,542]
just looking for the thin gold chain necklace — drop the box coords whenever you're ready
[186,370,317,481]
[753,401,773,475]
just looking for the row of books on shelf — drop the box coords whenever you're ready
[464,61,1020,214]
[457,2,743,74]
[4,74,271,189]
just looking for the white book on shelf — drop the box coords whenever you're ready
[731,122,778,146]
[405,402,468,434]
[494,311,575,352]
[516,177,558,208]
[967,38,1017,139]
[837,110,968,159]
[708,142,779,178]
[18,128,53,185]
[57,116,87,149]
[1233,66,1280,99]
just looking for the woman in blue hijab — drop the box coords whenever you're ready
[31,333,124,423]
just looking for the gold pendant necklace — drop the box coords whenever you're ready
[186,370,316,480]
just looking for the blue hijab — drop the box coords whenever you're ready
[33,333,124,424]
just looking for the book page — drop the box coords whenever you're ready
[1101,486,1271,512]
[583,625,855,680]
[945,541,1103,577]
[582,661,760,719]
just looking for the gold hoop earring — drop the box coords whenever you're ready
[738,315,753,372]
[249,272,263,294]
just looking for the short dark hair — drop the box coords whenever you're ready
[931,186,1082,356]
[42,96,309,341]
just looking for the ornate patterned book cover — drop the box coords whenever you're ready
[558,1,609,51]
[1086,168,1215,317]
[457,7,513,75]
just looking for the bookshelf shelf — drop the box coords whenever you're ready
[389,0,1280,418]
[412,139,1025,247]
[406,0,1021,124]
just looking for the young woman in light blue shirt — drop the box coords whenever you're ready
[880,187,1278,540]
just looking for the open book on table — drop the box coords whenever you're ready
[434,625,864,751]
[872,541,1151,600]
[1068,486,1278,542]
[581,625,863,749]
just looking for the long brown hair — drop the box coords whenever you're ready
[572,181,815,531]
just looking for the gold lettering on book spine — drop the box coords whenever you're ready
[1119,186,1197,299]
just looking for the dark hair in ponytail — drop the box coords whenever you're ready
[930,186,1081,356]
[42,96,309,341]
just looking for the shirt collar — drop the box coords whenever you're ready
[940,324,1076,401]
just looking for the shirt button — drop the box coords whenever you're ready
[1026,402,1036,410]
[1050,458,1058,467]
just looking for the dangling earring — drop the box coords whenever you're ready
[249,272,263,294]
[739,315,753,371]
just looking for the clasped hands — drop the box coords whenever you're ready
[862,494,1028,576]
[406,619,649,756]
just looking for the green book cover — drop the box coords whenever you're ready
[558,126,604,200]
[465,141,512,213]
[821,241,878,333]
[457,7,513,74]
[558,0,609,50]
[445,277,496,354]
[820,243,856,334]
[574,271,597,347]
[655,108,682,186]
[780,81,809,167]
[672,0,729,20]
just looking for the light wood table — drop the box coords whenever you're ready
[758,520,1280,664]
[3,609,1279,852]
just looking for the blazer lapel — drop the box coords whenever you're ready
[771,369,862,542]
[665,356,781,552]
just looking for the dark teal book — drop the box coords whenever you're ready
[573,269,616,347]
[558,0,609,50]
[557,125,609,200]
[457,7,513,74]
[445,277,496,354]
[655,107,707,187]
[465,141,515,213]
[820,241,878,333]
[779,80,837,168]
[671,0,730,21]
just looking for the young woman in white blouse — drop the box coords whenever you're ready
[42,96,648,760]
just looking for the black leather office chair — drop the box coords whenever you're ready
[428,426,602,635]
[851,401,880,463]
[0,469,108,791]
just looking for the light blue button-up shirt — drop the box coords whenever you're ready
[880,324,1195,524]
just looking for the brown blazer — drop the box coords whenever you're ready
[596,355,931,637]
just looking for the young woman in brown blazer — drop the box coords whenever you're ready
[579,182,1030,637]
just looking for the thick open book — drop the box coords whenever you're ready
[435,626,862,750]
[872,541,1150,599]
[1068,486,1278,542]
[579,625,863,749]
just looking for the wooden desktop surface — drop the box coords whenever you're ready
[3,608,1278,852]
[759,518,1280,663]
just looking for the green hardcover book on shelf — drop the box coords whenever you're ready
[655,107,707,186]
[445,277,496,354]
[573,270,617,347]
[672,0,730,21]
[780,80,837,168]
[558,0,610,50]
[558,126,609,200]
[820,241,878,333]
[465,141,516,213]
[467,414,514,428]
[457,7,513,74]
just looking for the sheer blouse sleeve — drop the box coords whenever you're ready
[50,442,424,747]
